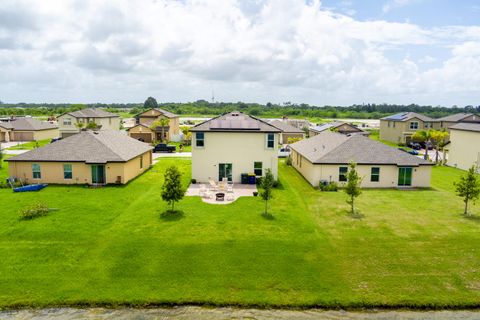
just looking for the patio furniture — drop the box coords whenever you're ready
[226,193,234,201]
[227,182,234,193]
[209,179,218,191]
[199,184,207,197]
[215,193,225,201]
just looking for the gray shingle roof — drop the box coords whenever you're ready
[7,130,152,163]
[268,120,304,133]
[310,121,362,133]
[381,112,434,122]
[64,108,119,118]
[437,113,474,122]
[138,108,178,118]
[449,122,480,133]
[190,112,281,133]
[0,117,58,131]
[290,130,431,166]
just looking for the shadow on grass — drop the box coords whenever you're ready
[347,210,365,220]
[160,210,185,221]
[464,214,480,223]
[261,212,275,220]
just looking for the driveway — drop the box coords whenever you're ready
[1,141,27,149]
[3,149,29,155]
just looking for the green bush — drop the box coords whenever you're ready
[285,156,292,166]
[20,202,50,220]
[320,181,338,192]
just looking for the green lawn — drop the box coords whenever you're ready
[6,139,52,150]
[168,141,192,152]
[0,159,479,309]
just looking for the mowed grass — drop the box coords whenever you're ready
[6,139,52,150]
[0,159,479,309]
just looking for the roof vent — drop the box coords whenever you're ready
[231,112,240,116]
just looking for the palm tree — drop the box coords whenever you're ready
[412,130,434,160]
[150,118,171,142]
[430,130,449,164]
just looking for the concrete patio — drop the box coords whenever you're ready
[186,183,257,204]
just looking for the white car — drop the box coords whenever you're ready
[278,146,291,158]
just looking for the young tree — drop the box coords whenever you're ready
[344,161,362,215]
[161,165,185,212]
[454,165,480,215]
[260,169,275,215]
[150,118,170,142]
[144,96,158,109]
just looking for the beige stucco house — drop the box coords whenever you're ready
[57,108,120,138]
[436,113,480,130]
[445,123,480,172]
[7,130,153,185]
[379,112,437,144]
[309,121,365,137]
[268,119,305,144]
[290,130,432,188]
[0,117,59,142]
[128,108,180,142]
[190,111,280,183]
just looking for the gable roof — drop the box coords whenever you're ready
[436,113,475,122]
[310,121,361,133]
[190,111,281,133]
[449,122,480,133]
[61,108,119,118]
[381,112,434,122]
[0,117,58,131]
[126,123,153,131]
[7,130,152,163]
[137,108,178,119]
[290,130,431,166]
[268,120,304,133]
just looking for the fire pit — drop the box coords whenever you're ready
[215,192,225,201]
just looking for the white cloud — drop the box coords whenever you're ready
[382,0,417,13]
[0,0,479,106]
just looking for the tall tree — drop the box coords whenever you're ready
[161,166,185,212]
[144,97,158,109]
[260,169,275,215]
[150,118,171,142]
[430,130,449,164]
[344,161,362,215]
[454,165,480,215]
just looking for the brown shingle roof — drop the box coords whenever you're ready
[268,120,304,133]
[138,108,178,118]
[449,122,480,133]
[437,113,475,122]
[63,108,119,118]
[190,112,280,133]
[0,117,58,131]
[7,130,152,163]
[290,130,431,166]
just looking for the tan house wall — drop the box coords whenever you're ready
[291,150,431,188]
[191,132,278,183]
[447,129,480,171]
[0,127,10,142]
[379,117,432,144]
[128,125,154,142]
[8,151,152,185]
[137,109,180,141]
[58,114,120,137]
[33,128,59,140]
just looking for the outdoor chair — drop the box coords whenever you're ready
[209,179,218,191]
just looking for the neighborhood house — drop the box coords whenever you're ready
[446,123,480,172]
[7,130,153,185]
[309,121,365,137]
[57,108,120,138]
[290,130,432,188]
[268,119,305,144]
[0,117,58,142]
[128,108,180,142]
[190,111,280,183]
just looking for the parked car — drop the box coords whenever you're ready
[278,146,291,158]
[407,142,422,150]
[153,143,176,153]
[50,137,62,143]
[398,148,419,156]
[419,141,434,150]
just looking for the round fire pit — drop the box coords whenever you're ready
[215,193,225,201]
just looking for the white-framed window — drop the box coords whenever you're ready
[32,163,41,179]
[266,133,275,149]
[63,164,72,179]
[195,132,204,147]
[339,166,348,182]
[410,121,419,130]
[254,162,263,176]
[63,118,72,126]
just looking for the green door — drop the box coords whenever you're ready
[218,163,233,182]
[398,167,412,186]
[91,165,105,184]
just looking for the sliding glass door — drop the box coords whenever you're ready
[218,163,233,182]
[91,165,106,184]
[398,167,412,186]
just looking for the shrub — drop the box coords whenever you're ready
[320,181,338,192]
[285,155,292,166]
[20,202,50,220]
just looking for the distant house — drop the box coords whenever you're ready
[7,131,152,185]
[446,123,480,172]
[128,108,180,142]
[309,121,365,137]
[57,108,120,138]
[268,119,305,144]
[190,111,280,183]
[436,113,480,130]
[290,130,432,188]
[0,117,58,142]
[379,112,435,144]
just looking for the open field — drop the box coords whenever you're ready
[0,159,479,309]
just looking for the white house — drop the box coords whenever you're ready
[446,123,480,172]
[189,111,281,183]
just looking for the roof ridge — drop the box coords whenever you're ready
[88,131,126,160]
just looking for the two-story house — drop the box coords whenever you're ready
[379,112,436,144]
[127,108,180,142]
[57,108,120,138]
[189,111,280,183]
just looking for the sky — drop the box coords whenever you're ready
[0,0,479,106]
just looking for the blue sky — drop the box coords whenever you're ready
[0,0,479,106]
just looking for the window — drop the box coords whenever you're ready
[140,156,143,169]
[266,133,275,149]
[32,164,41,179]
[254,162,263,176]
[339,166,348,182]
[195,132,204,147]
[63,118,72,126]
[63,164,72,179]
[410,121,419,130]
[371,167,380,182]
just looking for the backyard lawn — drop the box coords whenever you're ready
[0,159,479,309]
[6,139,52,150]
